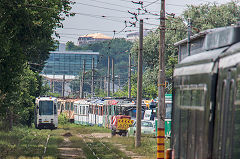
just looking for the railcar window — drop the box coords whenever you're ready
[182,90,191,106]
[57,102,60,109]
[235,79,240,104]
[232,107,240,157]
[166,103,172,119]
[66,102,69,110]
[54,103,57,114]
[39,101,53,115]
[180,85,206,109]
[89,105,92,114]
[71,103,74,110]
[83,106,85,115]
[232,79,240,157]
[225,81,234,158]
[192,89,203,106]
[74,105,77,114]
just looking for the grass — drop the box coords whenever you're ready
[69,135,130,159]
[0,122,170,159]
[106,135,171,159]
[59,123,111,134]
[0,125,64,158]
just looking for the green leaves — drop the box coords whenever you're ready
[0,0,73,126]
[129,1,240,98]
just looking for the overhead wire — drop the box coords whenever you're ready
[74,2,128,13]
[77,0,137,10]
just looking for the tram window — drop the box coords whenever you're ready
[182,90,191,106]
[57,102,60,109]
[79,106,81,115]
[54,103,57,114]
[39,101,53,115]
[71,103,74,110]
[192,89,203,106]
[89,105,92,114]
[180,85,206,109]
[232,79,240,157]
[66,103,69,110]
[235,79,240,104]
[232,107,240,157]
[225,81,234,158]
[83,106,85,115]
[74,105,77,114]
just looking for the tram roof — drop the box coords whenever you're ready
[36,96,57,101]
[174,25,240,76]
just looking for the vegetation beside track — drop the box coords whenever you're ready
[0,124,63,158]
[0,123,170,158]
[105,135,170,159]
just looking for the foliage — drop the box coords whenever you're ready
[67,38,133,95]
[183,1,240,34]
[0,125,53,158]
[58,113,68,125]
[129,1,240,98]
[0,0,74,128]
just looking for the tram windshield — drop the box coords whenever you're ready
[39,101,53,115]
[165,103,172,119]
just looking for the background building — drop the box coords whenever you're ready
[78,33,112,46]
[41,43,99,96]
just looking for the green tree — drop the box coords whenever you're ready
[67,38,133,96]
[0,0,74,128]
[128,1,240,98]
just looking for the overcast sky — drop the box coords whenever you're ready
[54,0,232,44]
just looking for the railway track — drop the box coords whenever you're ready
[78,133,122,159]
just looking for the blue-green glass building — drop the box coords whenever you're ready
[42,51,99,76]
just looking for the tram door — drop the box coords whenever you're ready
[214,68,236,159]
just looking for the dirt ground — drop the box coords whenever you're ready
[58,132,86,159]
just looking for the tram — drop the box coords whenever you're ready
[35,97,58,129]
[172,25,240,158]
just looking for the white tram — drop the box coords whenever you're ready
[35,97,58,129]
[73,100,90,125]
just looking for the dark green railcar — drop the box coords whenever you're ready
[172,25,240,159]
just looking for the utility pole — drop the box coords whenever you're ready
[104,76,107,93]
[62,74,65,98]
[157,0,166,159]
[187,18,192,56]
[128,52,131,99]
[100,76,102,90]
[52,81,55,93]
[112,58,115,94]
[91,58,94,97]
[80,60,85,98]
[118,75,120,90]
[107,56,110,97]
[135,19,143,148]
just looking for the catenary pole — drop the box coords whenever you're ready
[157,0,166,159]
[128,52,131,99]
[112,58,115,94]
[107,56,110,97]
[80,59,85,98]
[187,18,192,56]
[135,19,143,148]
[91,58,94,97]
[62,74,65,98]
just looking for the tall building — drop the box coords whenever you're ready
[78,33,112,46]
[41,43,99,96]
[42,50,98,76]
